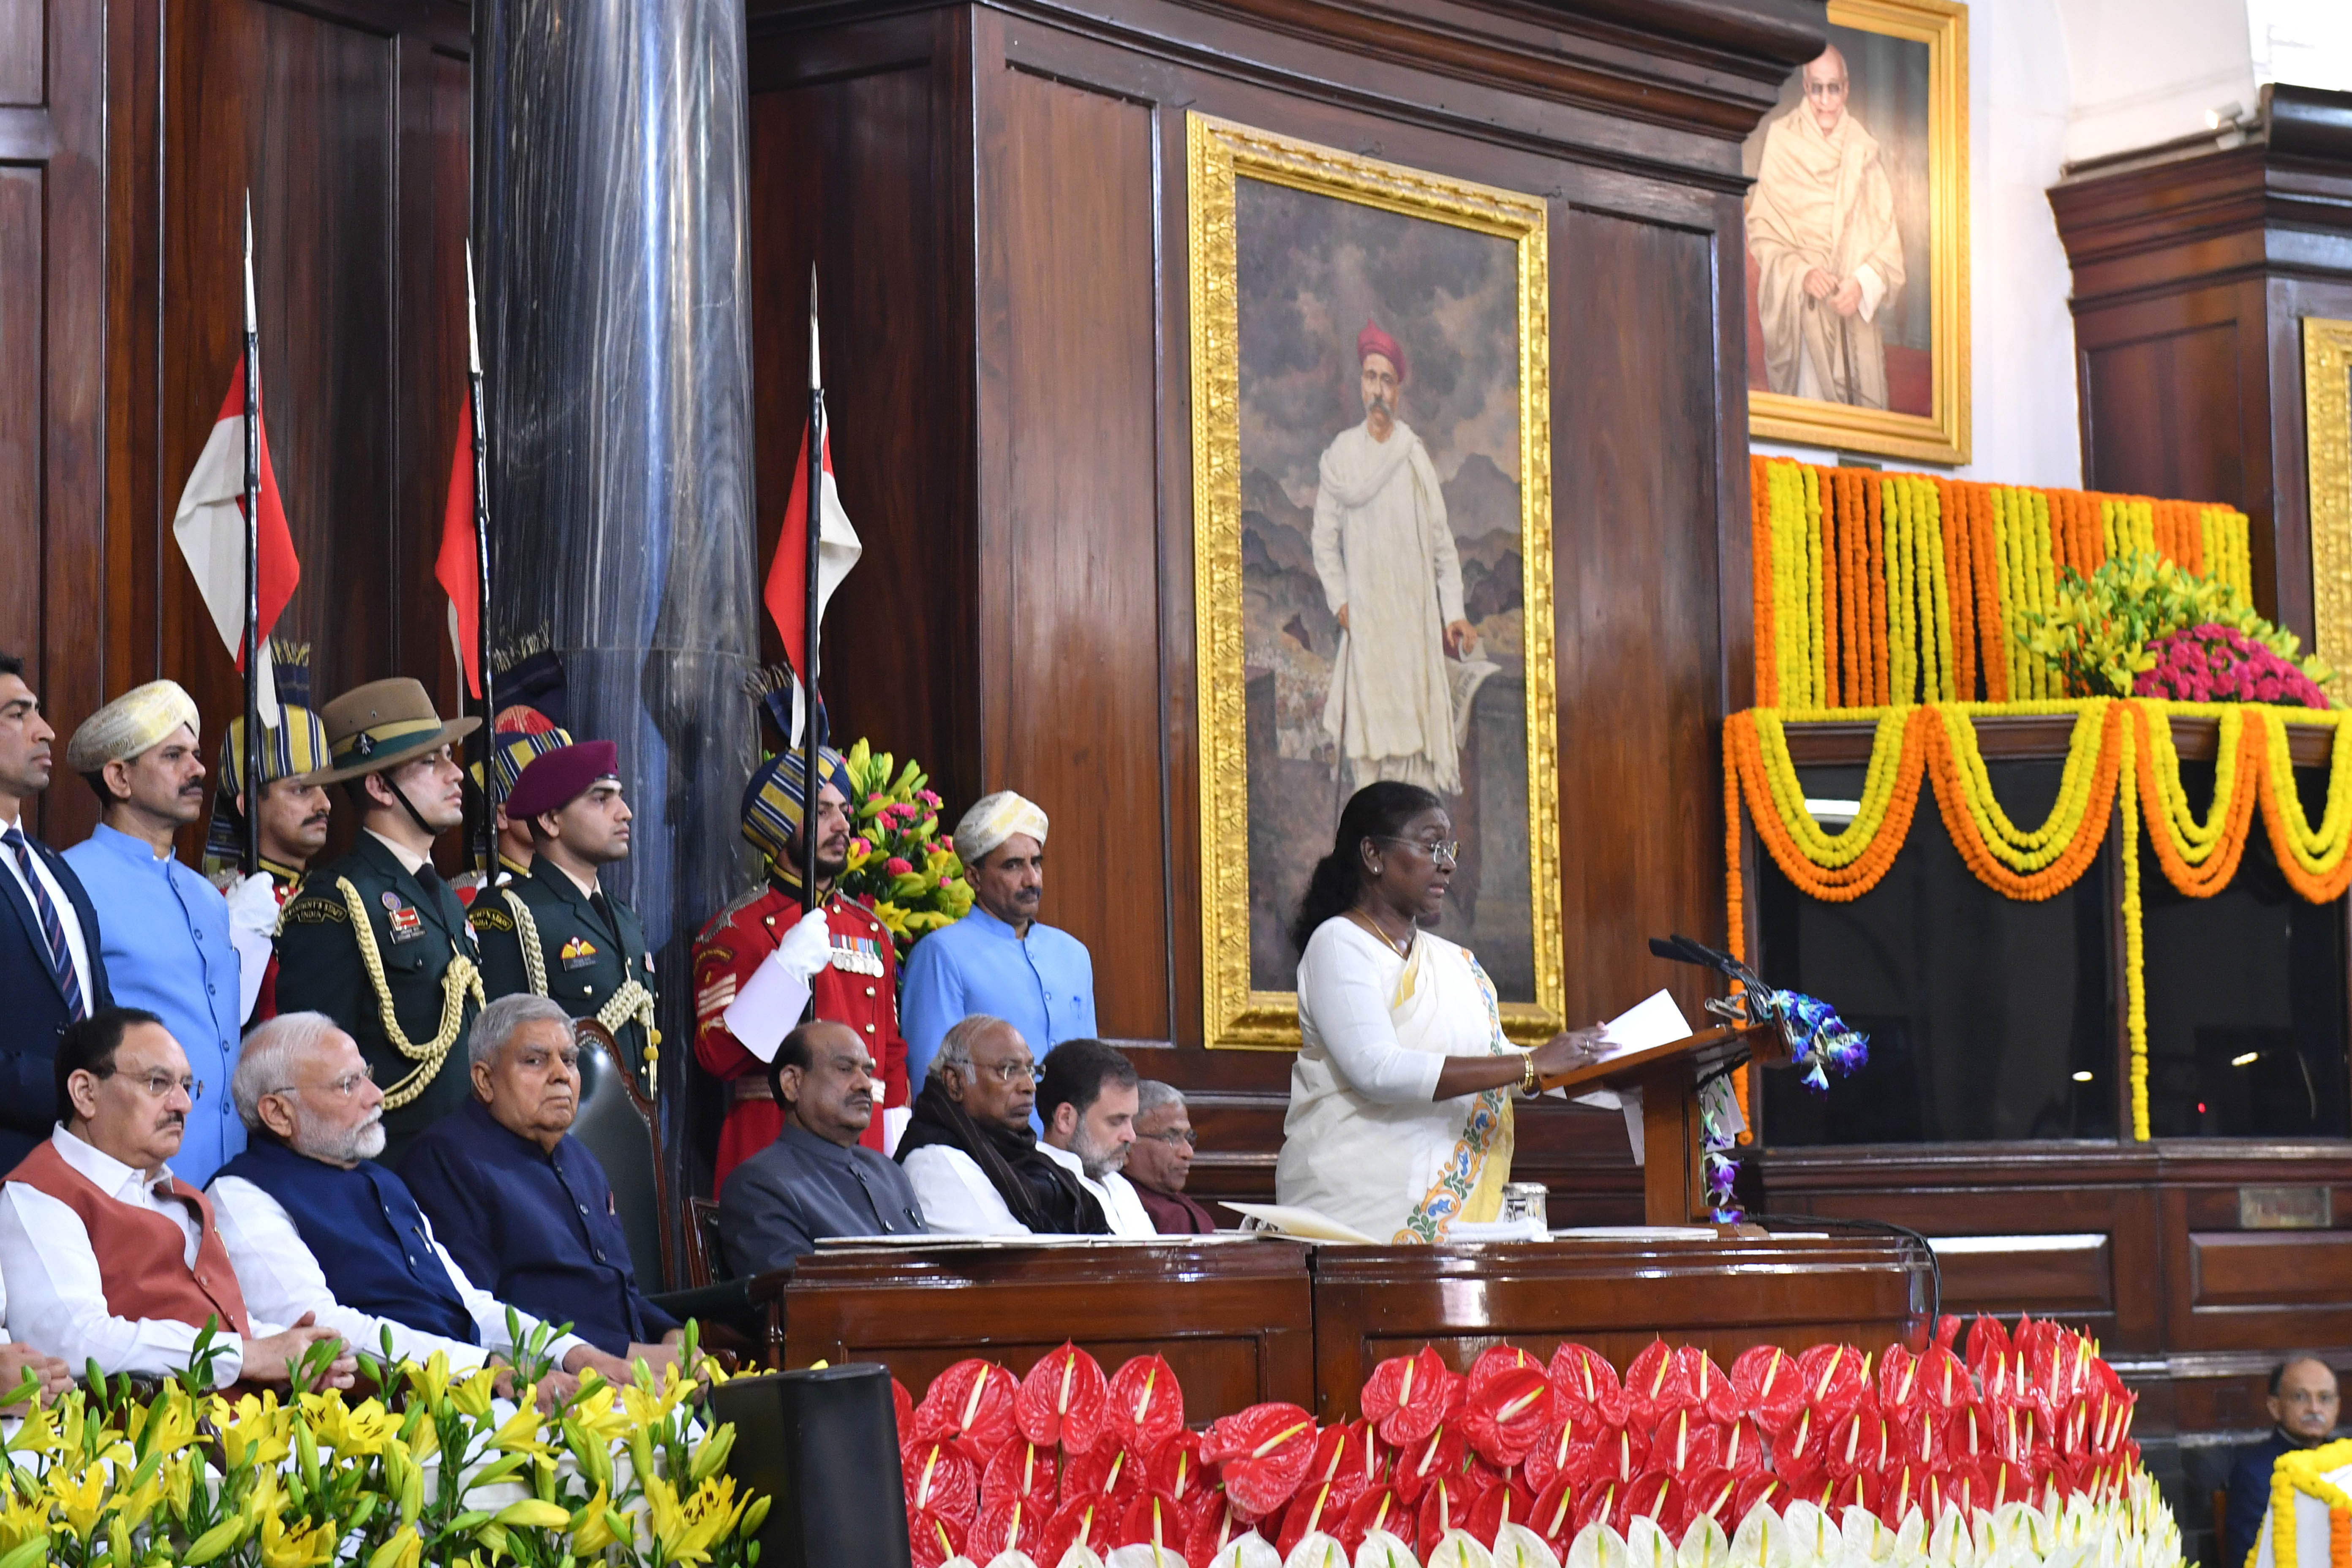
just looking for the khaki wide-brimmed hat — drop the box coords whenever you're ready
[313,678,482,784]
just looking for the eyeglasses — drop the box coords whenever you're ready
[1141,1128,1198,1148]
[966,1059,1038,1085]
[266,1067,376,1102]
[1377,836,1460,867]
[100,1069,202,1101]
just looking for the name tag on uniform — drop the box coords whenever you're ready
[384,894,424,944]
[828,935,885,977]
[560,936,600,971]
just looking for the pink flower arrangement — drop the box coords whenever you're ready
[2134,623,2330,709]
[885,856,915,877]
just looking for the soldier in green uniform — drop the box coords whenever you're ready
[274,679,485,1162]
[467,740,659,1088]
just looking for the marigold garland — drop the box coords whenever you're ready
[2265,1437,2352,1568]
[1723,699,2350,1143]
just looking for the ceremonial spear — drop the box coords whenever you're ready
[240,193,264,877]
[466,243,498,875]
[801,271,825,917]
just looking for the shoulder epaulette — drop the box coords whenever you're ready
[697,885,770,944]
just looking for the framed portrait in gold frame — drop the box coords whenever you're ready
[2307,316,2352,698]
[1187,113,1564,1051]
[1742,0,1971,466]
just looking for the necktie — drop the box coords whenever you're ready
[4,827,87,1021]
[590,890,617,941]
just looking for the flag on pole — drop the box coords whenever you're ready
[436,396,484,699]
[761,415,861,746]
[172,361,299,726]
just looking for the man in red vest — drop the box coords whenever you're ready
[0,1006,356,1389]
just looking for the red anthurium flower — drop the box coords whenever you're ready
[1682,1467,1740,1530]
[1718,1416,1766,1478]
[1307,1424,1361,1494]
[893,1379,915,1445]
[1364,1345,1458,1446]
[1796,1343,1867,1416]
[1106,1355,1187,1455]
[1825,1469,1879,1519]
[1416,1474,1474,1560]
[1651,1407,1726,1475]
[1895,1407,1945,1468]
[1876,1345,1921,1416]
[1681,1347,1744,1426]
[1116,1491,1187,1552]
[1340,1486,1406,1553]
[907,1508,965,1568]
[1769,1405,1821,1472]
[914,1359,1021,1464]
[1185,1495,1259,1568]
[1017,1341,1110,1454]
[1042,1494,1113,1563]
[1966,1315,2013,1379]
[1733,1473,1786,1521]
[1564,1424,1650,1491]
[1625,1340,1694,1430]
[1732,1345,1807,1431]
[901,1440,979,1526]
[1946,1466,1982,1519]
[1529,1478,1577,1552]
[1348,1419,1393,1491]
[1823,1410,1889,1479]
[1917,1346,1970,1411]
[1573,1480,1622,1535]
[978,1439,1059,1514]
[1393,1425,1467,1505]
[1774,1458,1829,1509]
[1467,1480,1538,1549]
[1205,1402,1321,1517]
[1064,1441,1146,1510]
[1464,1364,1552,1467]
[1277,1479,1350,1558]
[1876,1460,1925,1527]
[1147,1431,1206,1503]
[1948,1403,1988,1462]
[1550,1342,1628,1426]
[968,1495,1043,1563]
[1616,1471,1686,1537]
[1522,1416,1579,1497]
[1457,1451,1503,1504]
[1933,1316,1963,1352]
[1469,1344,1546,1396]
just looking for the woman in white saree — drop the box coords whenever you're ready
[1275,782,1598,1243]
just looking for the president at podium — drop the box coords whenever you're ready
[1276,783,1598,1243]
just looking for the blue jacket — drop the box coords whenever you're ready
[214,1137,478,1348]
[398,1098,678,1356]
[0,827,110,1171]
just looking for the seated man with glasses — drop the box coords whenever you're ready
[207,1011,640,1404]
[0,1006,357,1390]
[896,1014,1112,1236]
[717,1021,927,1274]
[1126,1080,1217,1234]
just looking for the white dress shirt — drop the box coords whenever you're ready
[900,1145,1031,1237]
[1,811,95,1002]
[0,1128,288,1384]
[208,1174,590,1374]
[1039,1142,1158,1238]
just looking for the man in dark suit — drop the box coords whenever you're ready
[0,651,112,1168]
[274,679,484,1164]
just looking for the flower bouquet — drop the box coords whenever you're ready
[836,738,974,956]
[2134,623,2330,709]
[2019,552,2330,700]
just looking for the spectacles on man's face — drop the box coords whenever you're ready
[967,1057,1038,1085]
[1377,836,1460,867]
[270,1066,376,1102]
[102,1068,202,1102]
[1141,1127,1198,1148]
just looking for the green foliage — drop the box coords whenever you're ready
[2016,552,2331,697]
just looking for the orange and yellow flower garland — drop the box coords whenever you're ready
[2266,1437,2352,1568]
[1723,699,2351,1140]
[1752,456,2255,710]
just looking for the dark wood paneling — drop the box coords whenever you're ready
[2080,320,2245,515]
[975,52,1171,1042]
[0,0,41,106]
[1928,1237,2114,1318]
[2190,1231,2352,1309]
[0,167,40,650]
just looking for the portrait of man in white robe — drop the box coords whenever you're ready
[1311,322,1494,796]
[1746,44,1907,409]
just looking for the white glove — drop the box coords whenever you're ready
[225,872,282,939]
[771,908,833,983]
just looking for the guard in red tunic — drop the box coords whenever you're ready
[693,746,908,1190]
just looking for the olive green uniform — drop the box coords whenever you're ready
[275,832,486,1162]
[468,857,658,1080]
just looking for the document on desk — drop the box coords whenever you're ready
[1218,1202,1379,1244]
[1572,988,1695,1167]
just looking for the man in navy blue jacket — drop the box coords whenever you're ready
[400,994,680,1371]
[0,652,112,1170]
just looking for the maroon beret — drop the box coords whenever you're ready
[504,740,620,820]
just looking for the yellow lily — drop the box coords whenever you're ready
[363,1528,422,1568]
[487,1399,557,1460]
[44,1461,106,1540]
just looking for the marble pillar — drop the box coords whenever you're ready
[475,0,760,1224]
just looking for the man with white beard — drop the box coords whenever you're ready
[207,1011,640,1401]
[1312,322,1482,796]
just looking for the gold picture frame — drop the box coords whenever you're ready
[2308,316,2352,697]
[1187,113,1564,1050]
[1743,0,1971,466]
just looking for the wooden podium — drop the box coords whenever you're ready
[1537,1020,1788,1225]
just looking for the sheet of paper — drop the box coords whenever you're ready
[721,957,811,1064]
[881,1105,911,1157]
[1218,1202,1379,1244]
[231,924,273,1024]
[1599,988,1694,1054]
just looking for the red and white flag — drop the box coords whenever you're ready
[171,360,300,726]
[762,409,862,746]
[436,397,484,699]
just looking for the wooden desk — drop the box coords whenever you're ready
[1308,1232,1935,1422]
[784,1237,1317,1415]
[779,1231,1932,1424]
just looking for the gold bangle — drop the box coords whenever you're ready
[1520,1050,1538,1094]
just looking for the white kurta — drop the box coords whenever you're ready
[900,1144,1032,1237]
[1276,918,1516,1243]
[1312,421,1468,795]
[1038,1143,1158,1239]
[1745,104,1906,409]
